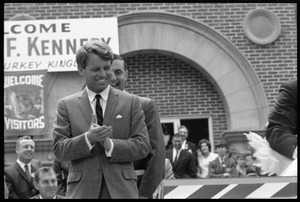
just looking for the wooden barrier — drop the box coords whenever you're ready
[153,176,297,199]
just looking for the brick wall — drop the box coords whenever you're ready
[4,3,297,140]
[125,53,228,139]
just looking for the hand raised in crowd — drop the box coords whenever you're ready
[225,168,232,173]
[223,173,230,177]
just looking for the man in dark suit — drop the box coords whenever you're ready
[31,167,65,199]
[52,40,150,199]
[168,125,197,153]
[265,79,297,160]
[4,136,40,199]
[166,133,197,178]
[208,142,237,178]
[111,54,165,199]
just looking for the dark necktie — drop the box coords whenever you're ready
[174,150,179,163]
[95,94,103,126]
[24,164,31,180]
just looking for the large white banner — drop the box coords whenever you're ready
[4,18,119,72]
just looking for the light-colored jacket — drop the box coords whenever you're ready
[52,87,151,198]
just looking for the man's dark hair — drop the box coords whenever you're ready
[16,135,33,150]
[172,132,184,140]
[76,39,113,69]
[198,138,212,152]
[34,167,56,183]
[113,53,128,71]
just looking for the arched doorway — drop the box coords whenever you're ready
[117,11,269,131]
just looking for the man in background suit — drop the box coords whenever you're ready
[168,125,196,153]
[4,136,40,199]
[266,79,297,161]
[111,54,165,198]
[166,133,197,178]
[52,40,151,198]
[208,142,237,178]
[31,167,65,199]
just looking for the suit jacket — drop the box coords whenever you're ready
[52,87,151,199]
[30,194,66,199]
[266,79,297,160]
[208,156,237,178]
[165,149,197,178]
[52,156,71,196]
[133,96,165,198]
[4,162,39,199]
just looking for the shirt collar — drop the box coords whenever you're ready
[39,195,57,199]
[173,147,182,153]
[17,159,31,169]
[181,140,187,149]
[86,85,110,103]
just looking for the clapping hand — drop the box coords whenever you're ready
[87,113,113,146]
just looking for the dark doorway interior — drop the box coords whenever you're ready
[181,118,209,146]
[161,123,174,149]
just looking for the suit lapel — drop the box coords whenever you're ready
[104,88,118,126]
[78,90,93,125]
[217,157,224,173]
[172,150,181,167]
[15,162,34,188]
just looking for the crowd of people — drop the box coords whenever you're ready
[164,128,264,180]
[4,39,297,199]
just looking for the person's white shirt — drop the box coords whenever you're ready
[39,195,57,199]
[172,147,182,162]
[84,85,114,156]
[17,159,32,174]
[197,152,218,178]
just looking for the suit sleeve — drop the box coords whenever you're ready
[52,157,66,196]
[187,153,197,178]
[265,81,297,160]
[110,95,151,162]
[228,159,237,177]
[138,99,165,198]
[53,98,94,161]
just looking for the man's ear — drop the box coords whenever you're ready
[125,70,129,81]
[33,181,39,190]
[78,67,84,76]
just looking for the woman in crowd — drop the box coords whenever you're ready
[194,139,218,178]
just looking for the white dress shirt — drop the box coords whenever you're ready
[84,85,114,156]
[17,159,32,175]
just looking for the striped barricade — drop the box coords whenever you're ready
[159,176,297,199]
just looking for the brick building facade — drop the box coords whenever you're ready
[4,3,297,165]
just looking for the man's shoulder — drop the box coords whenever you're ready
[187,141,196,147]
[280,79,297,91]
[60,90,84,101]
[112,87,136,98]
[138,96,152,102]
[5,162,17,172]
[181,149,193,157]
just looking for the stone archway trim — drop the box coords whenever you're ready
[117,11,269,130]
